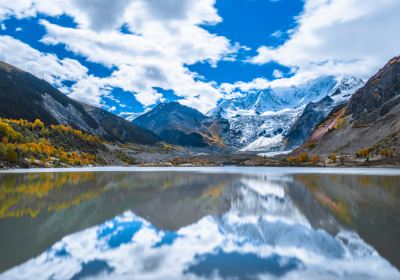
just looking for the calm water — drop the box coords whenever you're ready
[0,167,400,280]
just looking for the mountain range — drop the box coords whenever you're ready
[0,55,399,166]
[132,75,364,152]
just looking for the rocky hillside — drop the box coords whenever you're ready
[0,61,160,145]
[285,77,364,149]
[134,102,227,147]
[297,56,400,157]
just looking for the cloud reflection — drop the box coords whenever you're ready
[1,173,400,280]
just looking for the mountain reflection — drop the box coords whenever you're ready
[0,170,399,279]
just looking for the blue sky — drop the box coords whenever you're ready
[0,0,399,116]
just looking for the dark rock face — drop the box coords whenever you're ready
[134,102,224,147]
[285,96,335,148]
[0,61,97,128]
[0,61,160,144]
[159,129,207,147]
[346,56,400,124]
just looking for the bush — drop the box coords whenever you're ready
[329,153,337,163]
[379,148,394,157]
[297,153,309,163]
[356,148,370,158]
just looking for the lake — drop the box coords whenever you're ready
[0,167,399,280]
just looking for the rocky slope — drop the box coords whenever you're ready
[134,102,227,147]
[298,56,400,156]
[285,77,364,149]
[0,61,160,145]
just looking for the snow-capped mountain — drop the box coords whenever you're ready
[209,88,285,118]
[209,76,364,152]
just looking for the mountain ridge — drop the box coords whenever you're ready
[0,61,160,145]
[134,102,227,147]
[295,56,400,157]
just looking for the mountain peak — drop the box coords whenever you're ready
[148,101,206,120]
[134,101,219,147]
[346,55,400,122]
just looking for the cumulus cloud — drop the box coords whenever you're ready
[250,0,400,87]
[0,35,88,86]
[0,35,113,106]
[220,78,271,98]
[0,0,236,112]
[72,0,132,31]
[3,0,397,111]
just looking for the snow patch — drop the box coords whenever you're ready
[241,134,284,152]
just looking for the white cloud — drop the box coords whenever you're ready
[0,0,237,113]
[250,0,400,86]
[0,35,114,106]
[220,78,271,98]
[272,69,284,79]
[72,0,132,31]
[0,35,88,86]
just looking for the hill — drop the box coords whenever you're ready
[0,61,160,145]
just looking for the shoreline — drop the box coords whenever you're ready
[1,165,400,175]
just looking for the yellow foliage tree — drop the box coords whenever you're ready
[356,148,370,158]
[379,148,394,157]
[0,121,23,143]
[33,119,45,130]
[297,153,310,163]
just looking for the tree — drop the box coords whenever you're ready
[297,153,310,163]
[356,148,370,158]
[33,119,44,130]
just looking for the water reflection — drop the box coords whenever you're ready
[0,170,399,279]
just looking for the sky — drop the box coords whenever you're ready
[0,0,399,117]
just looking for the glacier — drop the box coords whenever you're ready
[209,76,364,152]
